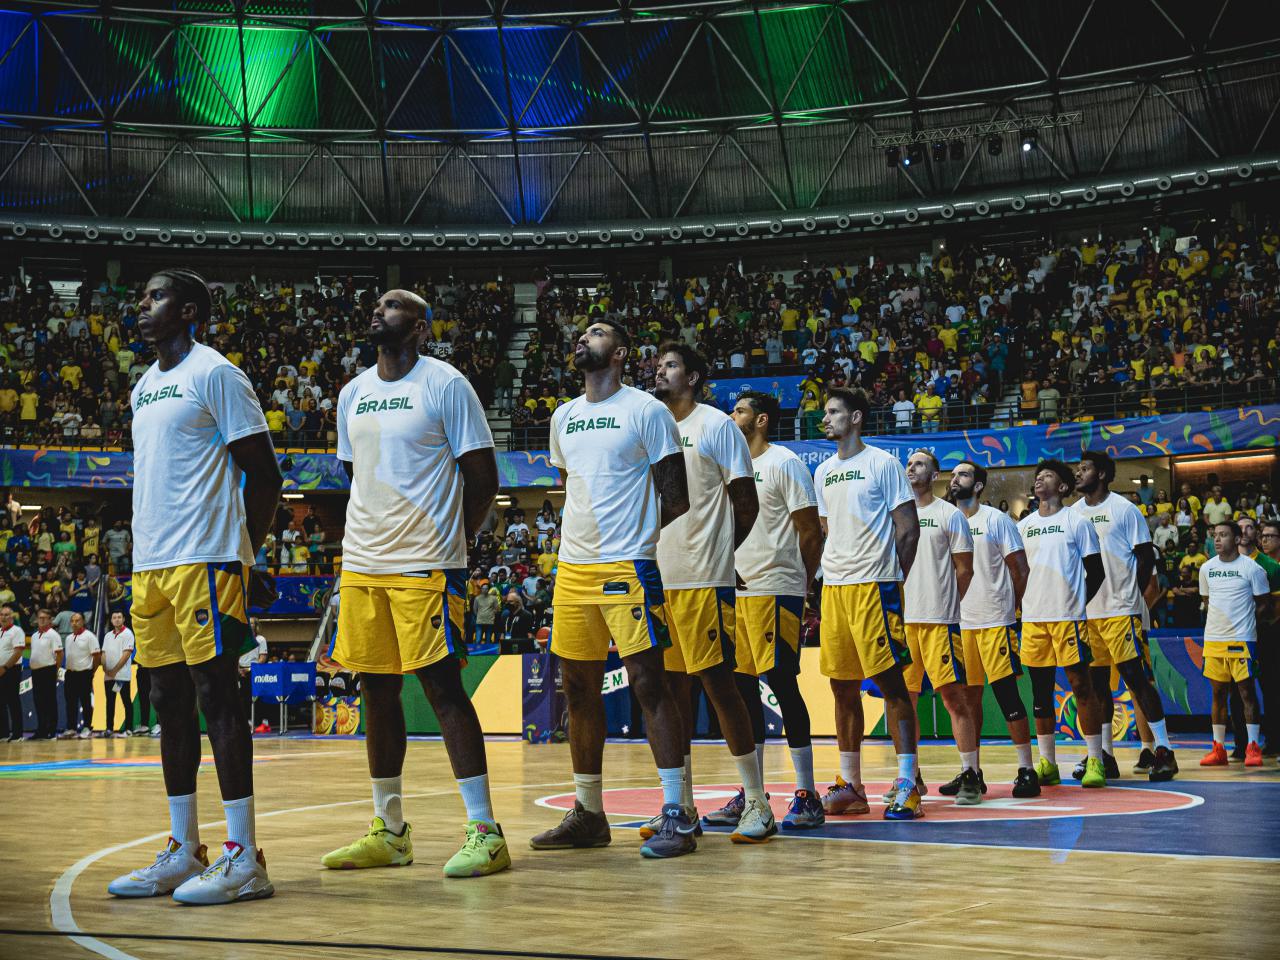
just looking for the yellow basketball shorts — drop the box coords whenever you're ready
[1202,640,1257,683]
[1084,615,1147,670]
[903,623,966,693]
[960,625,1023,686]
[333,569,466,674]
[1020,620,1092,669]
[664,587,736,674]
[550,560,670,661]
[131,561,253,668]
[734,595,803,676]
[819,581,909,680]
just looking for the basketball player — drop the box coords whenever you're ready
[109,269,283,904]
[320,289,509,878]
[729,391,824,830]
[530,318,696,859]
[1071,452,1178,781]
[651,345,775,843]
[1198,520,1270,768]
[1017,460,1107,789]
[947,462,1039,798]
[814,388,923,820]
[902,451,978,802]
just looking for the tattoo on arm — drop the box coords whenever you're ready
[727,477,759,550]
[652,453,690,529]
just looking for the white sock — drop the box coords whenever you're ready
[1148,719,1171,750]
[1212,723,1227,745]
[897,753,917,781]
[573,772,603,813]
[1015,741,1033,769]
[657,766,684,807]
[959,750,978,773]
[457,773,494,825]
[1084,733,1102,761]
[1037,734,1057,764]
[168,792,199,847]
[1247,723,1261,746]
[974,743,981,769]
[790,745,816,794]
[1101,725,1114,754]
[223,795,255,849]
[734,751,766,803]
[755,743,766,785]
[1141,739,1156,755]
[682,753,695,809]
[839,750,861,786]
[372,775,404,833]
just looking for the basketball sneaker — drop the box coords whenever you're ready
[1149,746,1178,781]
[172,841,274,905]
[1072,751,1119,781]
[883,777,924,820]
[781,790,825,830]
[938,768,987,796]
[1244,742,1264,768]
[730,797,777,844]
[882,771,927,804]
[639,803,698,859]
[443,821,511,878]
[1199,743,1228,766]
[1080,757,1107,788]
[954,768,982,806]
[702,789,745,826]
[107,837,208,898]
[821,776,869,815]
[320,817,413,869]
[1133,748,1156,774]
[640,805,700,840]
[528,802,611,850]
[1012,767,1041,797]
[1034,757,1061,786]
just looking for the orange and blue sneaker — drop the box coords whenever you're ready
[781,789,825,830]
[702,789,745,826]
[883,777,925,820]
[1199,742,1229,767]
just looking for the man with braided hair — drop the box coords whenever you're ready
[108,268,284,905]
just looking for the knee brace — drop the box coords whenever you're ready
[989,674,1027,723]
[1029,666,1057,718]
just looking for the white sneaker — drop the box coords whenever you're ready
[172,842,274,905]
[78,728,91,739]
[150,724,161,738]
[108,837,209,897]
[729,797,778,844]
[132,726,149,735]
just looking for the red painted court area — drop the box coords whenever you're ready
[538,781,1200,824]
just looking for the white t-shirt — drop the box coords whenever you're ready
[1017,507,1101,622]
[337,357,493,574]
[735,443,818,597]
[960,505,1024,629]
[131,342,269,571]
[239,634,268,669]
[1199,554,1269,645]
[904,498,973,624]
[814,444,913,585]
[1073,492,1151,619]
[102,627,136,682]
[657,404,753,590]
[29,628,61,669]
[892,400,915,428]
[63,629,100,672]
[1,625,24,665]
[549,385,681,564]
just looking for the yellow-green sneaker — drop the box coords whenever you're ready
[1034,756,1061,786]
[321,817,413,869]
[1080,756,1107,788]
[443,821,511,878]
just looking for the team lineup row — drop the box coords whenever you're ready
[98,274,1272,905]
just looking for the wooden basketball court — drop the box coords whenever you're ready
[2,735,1277,960]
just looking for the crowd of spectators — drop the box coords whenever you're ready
[0,272,515,447]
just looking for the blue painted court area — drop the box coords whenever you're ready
[685,780,1280,860]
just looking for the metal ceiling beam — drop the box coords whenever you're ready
[536,140,590,223]
[915,0,969,97]
[593,143,653,219]
[181,141,243,223]
[123,140,182,217]
[402,146,456,224]
[495,9,528,222]
[38,19,104,118]
[312,31,378,127]
[1098,83,1149,174]
[673,131,726,217]
[174,26,244,124]
[40,135,98,216]
[726,133,787,210]
[576,27,644,124]
[0,135,36,190]
[982,0,1050,79]
[458,144,516,225]
[323,145,380,223]
[265,144,321,222]
[515,28,573,124]
[1150,81,1220,157]
[112,29,176,121]
[385,31,445,125]
[808,120,862,209]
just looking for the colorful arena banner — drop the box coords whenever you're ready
[1,404,1275,489]
[706,375,806,410]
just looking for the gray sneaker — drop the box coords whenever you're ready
[640,803,698,859]
[701,789,745,826]
[954,767,983,806]
[640,805,701,840]
[529,802,612,850]
[882,771,927,804]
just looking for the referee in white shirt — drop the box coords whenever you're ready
[29,609,63,739]
[62,612,101,739]
[0,604,26,740]
[102,611,137,736]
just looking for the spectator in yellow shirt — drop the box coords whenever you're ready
[1179,548,1208,574]
[916,383,944,432]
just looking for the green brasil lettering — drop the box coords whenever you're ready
[134,384,184,409]
[969,526,984,537]
[565,416,620,435]
[824,469,866,487]
[1024,525,1064,537]
[1087,515,1111,525]
[919,518,939,528]
[681,435,693,447]
[753,471,763,483]
[354,396,414,415]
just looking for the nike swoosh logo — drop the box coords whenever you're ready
[488,850,501,860]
